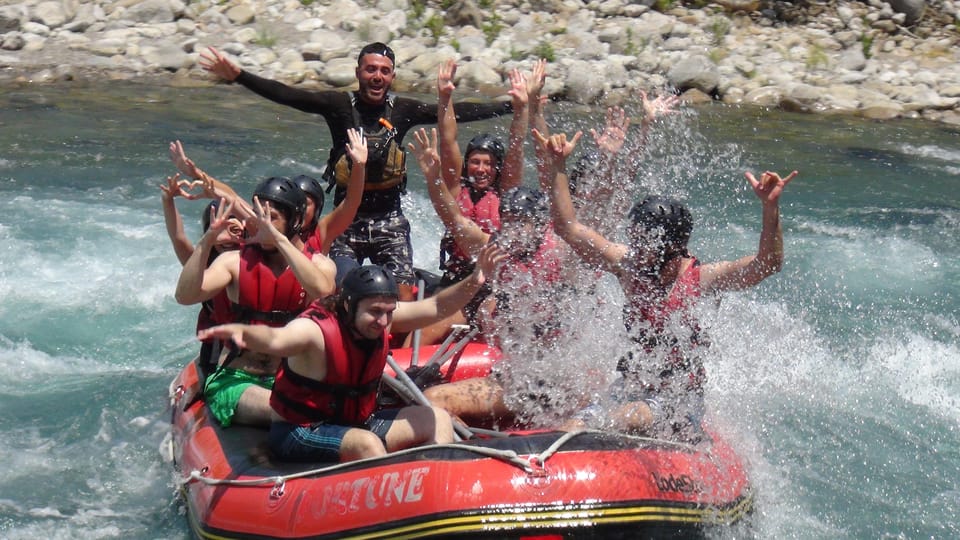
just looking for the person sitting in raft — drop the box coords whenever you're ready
[409,59,547,347]
[197,245,506,463]
[537,128,797,441]
[175,173,340,428]
[407,127,577,427]
[159,171,245,371]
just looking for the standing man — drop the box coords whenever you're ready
[200,43,513,300]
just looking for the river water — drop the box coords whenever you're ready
[0,82,958,539]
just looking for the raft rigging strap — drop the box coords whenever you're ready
[178,429,702,490]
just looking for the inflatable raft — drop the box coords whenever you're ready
[168,340,753,539]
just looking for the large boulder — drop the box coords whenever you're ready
[667,54,719,95]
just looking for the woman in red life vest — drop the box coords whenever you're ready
[410,60,548,347]
[538,129,797,441]
[410,127,576,427]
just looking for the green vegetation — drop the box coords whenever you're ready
[653,0,676,12]
[425,14,444,44]
[709,16,730,46]
[533,41,556,62]
[299,0,316,5]
[482,13,503,45]
[410,0,426,21]
[806,44,828,69]
[451,38,461,52]
[708,48,728,63]
[478,0,493,8]
[253,26,277,47]
[860,33,874,59]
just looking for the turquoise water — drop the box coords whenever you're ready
[0,83,958,538]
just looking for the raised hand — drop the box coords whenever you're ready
[199,47,241,82]
[746,170,798,205]
[160,173,190,200]
[507,68,528,109]
[437,59,457,100]
[408,128,441,181]
[527,58,547,101]
[473,242,507,285]
[246,196,282,247]
[640,90,680,124]
[206,197,236,235]
[345,128,368,165]
[169,140,201,179]
[589,107,631,155]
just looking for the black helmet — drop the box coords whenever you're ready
[500,186,549,223]
[568,151,601,198]
[252,176,306,238]
[293,174,325,231]
[339,265,400,321]
[628,195,693,252]
[463,133,505,185]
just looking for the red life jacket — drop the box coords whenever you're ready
[196,290,234,334]
[621,258,706,394]
[497,226,562,289]
[303,228,323,256]
[440,186,501,281]
[269,304,387,426]
[233,245,309,326]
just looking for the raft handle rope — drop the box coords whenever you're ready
[178,429,706,490]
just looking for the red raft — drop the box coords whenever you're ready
[169,341,753,539]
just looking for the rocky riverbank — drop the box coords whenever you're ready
[1,0,959,124]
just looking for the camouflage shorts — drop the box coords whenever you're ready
[329,211,415,284]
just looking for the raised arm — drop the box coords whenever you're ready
[175,199,237,304]
[392,243,505,332]
[409,128,489,258]
[636,90,681,150]
[160,173,196,265]
[247,197,337,300]
[700,170,798,293]
[536,129,629,271]
[436,60,463,196]
[316,128,367,253]
[498,67,530,193]
[169,140,255,220]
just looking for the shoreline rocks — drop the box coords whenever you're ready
[1,0,959,125]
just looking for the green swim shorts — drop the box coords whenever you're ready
[203,367,275,427]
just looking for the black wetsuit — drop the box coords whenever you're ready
[235,71,512,213]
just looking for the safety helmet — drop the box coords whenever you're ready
[339,265,400,322]
[293,174,325,230]
[568,151,601,198]
[500,186,549,223]
[462,133,505,185]
[627,196,693,253]
[252,176,306,238]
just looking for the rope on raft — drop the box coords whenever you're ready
[178,429,701,490]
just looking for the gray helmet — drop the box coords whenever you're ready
[339,265,399,321]
[252,176,307,238]
[293,174,325,231]
[500,186,549,223]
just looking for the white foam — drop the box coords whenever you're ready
[869,333,960,422]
